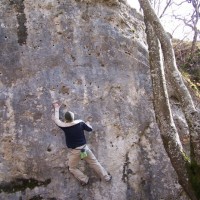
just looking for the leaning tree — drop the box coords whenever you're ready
[138,0,200,199]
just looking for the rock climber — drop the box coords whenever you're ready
[52,101,112,186]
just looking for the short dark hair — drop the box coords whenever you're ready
[65,111,74,122]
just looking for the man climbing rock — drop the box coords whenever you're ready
[52,101,112,186]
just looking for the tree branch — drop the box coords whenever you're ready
[159,0,172,18]
[138,0,200,198]
[143,14,197,200]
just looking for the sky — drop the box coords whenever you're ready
[127,0,200,41]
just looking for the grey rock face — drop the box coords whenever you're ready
[0,0,189,199]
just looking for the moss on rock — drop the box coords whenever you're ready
[189,161,200,199]
[0,178,51,194]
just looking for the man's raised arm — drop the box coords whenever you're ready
[52,101,67,127]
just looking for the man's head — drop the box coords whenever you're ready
[65,111,74,122]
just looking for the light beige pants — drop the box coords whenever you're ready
[68,145,110,183]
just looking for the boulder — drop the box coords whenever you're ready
[0,0,189,199]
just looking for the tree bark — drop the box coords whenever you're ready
[138,0,200,199]
[190,26,198,55]
[144,16,197,200]
[139,0,200,176]
[190,0,200,55]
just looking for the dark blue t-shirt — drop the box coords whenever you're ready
[59,122,92,149]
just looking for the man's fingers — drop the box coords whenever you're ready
[52,100,59,104]
[52,100,61,107]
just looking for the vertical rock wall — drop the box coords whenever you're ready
[0,0,189,199]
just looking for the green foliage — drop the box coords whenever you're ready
[188,161,200,199]
[182,149,200,199]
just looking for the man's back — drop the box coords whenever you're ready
[59,121,92,149]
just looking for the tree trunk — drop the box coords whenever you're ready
[138,0,200,199]
[190,26,198,55]
[144,16,197,200]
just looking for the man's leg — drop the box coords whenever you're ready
[84,147,111,181]
[68,149,89,184]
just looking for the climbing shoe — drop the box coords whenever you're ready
[80,179,89,186]
[105,175,112,182]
